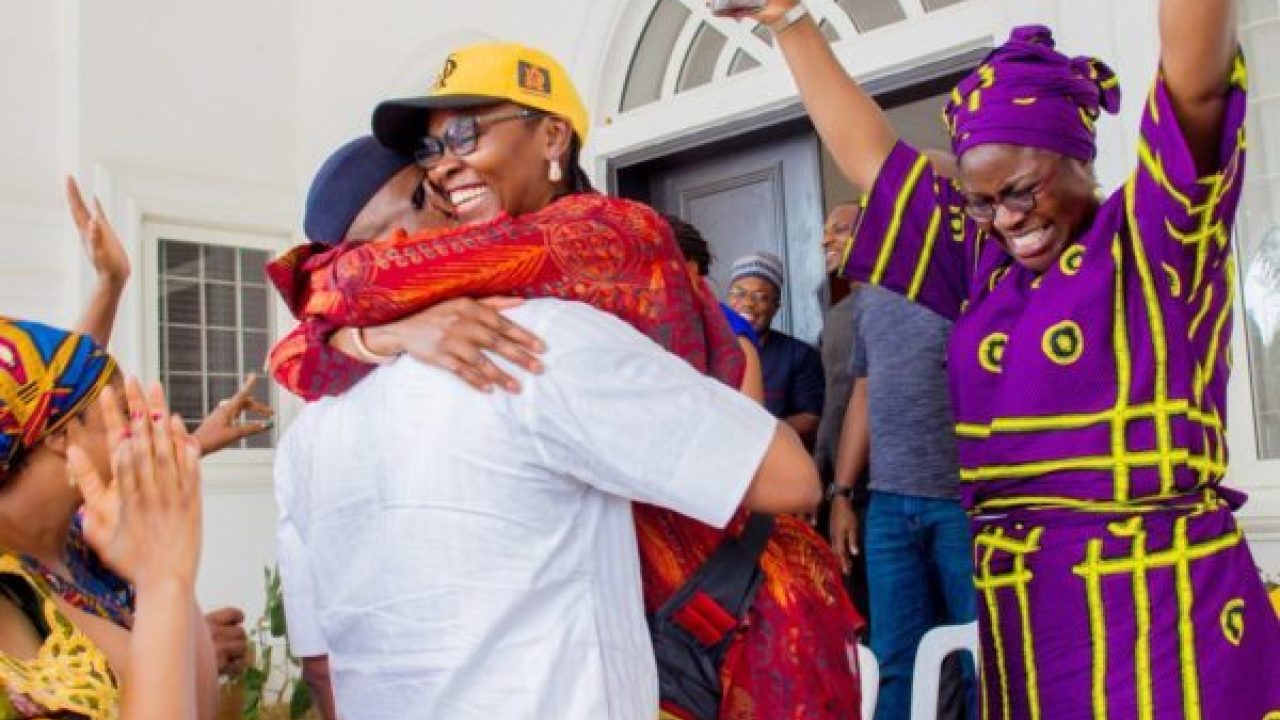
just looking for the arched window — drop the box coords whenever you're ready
[618,0,972,112]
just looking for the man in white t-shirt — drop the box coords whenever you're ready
[275,298,819,720]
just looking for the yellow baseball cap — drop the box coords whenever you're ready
[372,42,590,156]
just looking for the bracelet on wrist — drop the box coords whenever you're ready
[824,483,857,502]
[768,3,809,35]
[349,327,398,366]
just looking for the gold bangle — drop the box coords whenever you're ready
[349,327,397,366]
[768,3,809,35]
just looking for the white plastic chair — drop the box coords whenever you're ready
[856,643,879,720]
[909,621,980,720]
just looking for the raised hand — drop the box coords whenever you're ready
[707,0,794,23]
[193,374,274,456]
[66,176,130,288]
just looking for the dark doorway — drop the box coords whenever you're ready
[610,50,984,345]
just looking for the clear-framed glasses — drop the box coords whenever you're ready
[414,108,543,169]
[727,286,776,306]
[963,162,1060,222]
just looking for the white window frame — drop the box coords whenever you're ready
[91,164,298,490]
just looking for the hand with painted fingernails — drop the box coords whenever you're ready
[359,296,546,394]
[70,378,203,593]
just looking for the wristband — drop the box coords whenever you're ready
[769,3,809,35]
[824,483,857,502]
[349,327,397,366]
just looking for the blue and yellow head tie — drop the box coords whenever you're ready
[0,318,116,474]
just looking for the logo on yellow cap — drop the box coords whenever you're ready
[434,55,458,91]
[518,61,552,96]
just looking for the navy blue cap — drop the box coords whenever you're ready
[303,136,413,246]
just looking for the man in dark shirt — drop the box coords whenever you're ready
[726,251,824,448]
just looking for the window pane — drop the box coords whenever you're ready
[677,23,727,94]
[204,245,237,282]
[728,50,761,76]
[162,240,200,278]
[205,283,237,327]
[243,330,270,374]
[241,285,269,330]
[164,280,201,326]
[166,327,203,372]
[165,373,204,432]
[621,0,690,112]
[240,249,269,286]
[835,0,906,33]
[207,329,238,374]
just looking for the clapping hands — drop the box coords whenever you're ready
[69,378,203,593]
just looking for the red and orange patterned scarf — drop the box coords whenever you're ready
[267,193,861,720]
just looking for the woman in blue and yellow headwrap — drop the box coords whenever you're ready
[0,181,218,719]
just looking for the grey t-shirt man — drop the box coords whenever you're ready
[849,284,960,498]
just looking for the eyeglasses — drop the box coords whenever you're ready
[414,109,543,169]
[727,287,776,305]
[963,163,1060,222]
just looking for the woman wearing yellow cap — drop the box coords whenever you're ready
[269,41,864,720]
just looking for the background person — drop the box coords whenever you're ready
[725,251,825,448]
[833,283,975,720]
[813,201,870,619]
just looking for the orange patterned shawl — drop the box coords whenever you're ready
[267,193,862,719]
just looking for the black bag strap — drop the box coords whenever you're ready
[655,512,776,623]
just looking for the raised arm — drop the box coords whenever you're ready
[67,177,130,346]
[1159,0,1238,173]
[730,1,898,190]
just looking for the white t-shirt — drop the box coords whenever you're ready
[275,299,777,720]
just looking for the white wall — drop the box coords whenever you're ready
[0,1,79,325]
[0,0,297,617]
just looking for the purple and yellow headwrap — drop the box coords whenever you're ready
[944,25,1122,162]
[0,318,117,474]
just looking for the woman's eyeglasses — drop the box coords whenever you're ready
[963,163,1060,222]
[414,109,543,169]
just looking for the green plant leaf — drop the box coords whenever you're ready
[289,680,314,719]
[269,593,288,638]
[242,665,267,720]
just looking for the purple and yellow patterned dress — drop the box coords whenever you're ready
[842,57,1280,719]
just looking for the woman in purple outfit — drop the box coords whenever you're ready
[722,0,1279,717]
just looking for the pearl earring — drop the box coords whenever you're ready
[548,160,563,183]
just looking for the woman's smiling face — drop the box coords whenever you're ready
[422,103,564,226]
